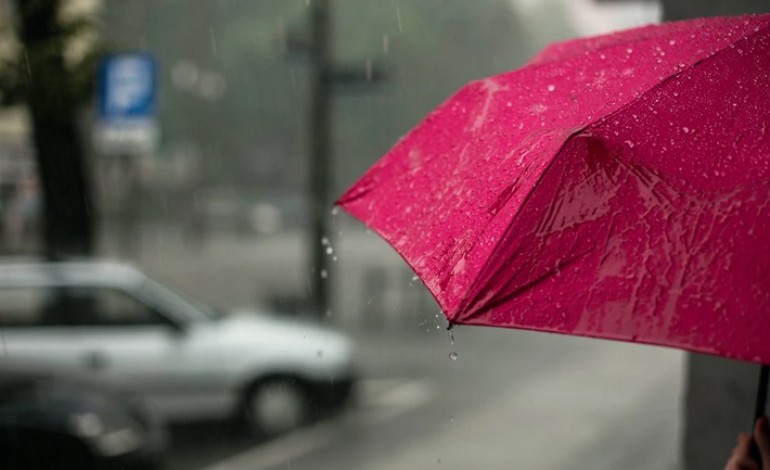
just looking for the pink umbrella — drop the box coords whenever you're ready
[338,14,770,428]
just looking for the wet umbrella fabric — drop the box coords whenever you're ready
[338,14,770,365]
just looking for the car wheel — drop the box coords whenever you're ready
[243,378,309,438]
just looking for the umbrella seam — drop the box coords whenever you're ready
[582,22,770,133]
[456,21,770,321]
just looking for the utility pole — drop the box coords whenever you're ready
[297,0,388,318]
[308,0,333,318]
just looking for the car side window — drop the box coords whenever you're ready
[0,286,58,327]
[65,287,169,327]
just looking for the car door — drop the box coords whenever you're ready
[63,285,231,422]
[0,285,85,369]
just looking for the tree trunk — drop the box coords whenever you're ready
[16,0,95,259]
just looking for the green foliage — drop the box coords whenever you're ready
[0,0,101,107]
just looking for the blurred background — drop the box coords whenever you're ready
[0,1,761,469]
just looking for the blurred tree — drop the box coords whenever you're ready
[1,0,101,258]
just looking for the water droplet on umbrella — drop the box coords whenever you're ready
[682,127,690,134]
[547,84,556,92]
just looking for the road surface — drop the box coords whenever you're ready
[102,227,684,470]
[167,327,683,470]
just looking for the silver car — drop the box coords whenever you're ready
[0,261,356,437]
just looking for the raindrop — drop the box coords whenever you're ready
[326,247,333,255]
[448,329,455,346]
[210,28,218,55]
[320,269,328,279]
[624,140,635,148]
[330,207,340,216]
[321,236,329,246]
[668,39,677,46]
[332,256,338,262]
[682,127,690,134]
[547,84,556,92]
[449,351,458,361]
[411,275,419,281]
[450,415,455,424]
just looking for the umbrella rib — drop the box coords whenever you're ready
[456,22,770,321]
[462,248,592,322]
[455,130,585,320]
[581,22,770,133]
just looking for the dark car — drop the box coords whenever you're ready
[0,362,167,470]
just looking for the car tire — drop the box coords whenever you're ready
[242,377,309,438]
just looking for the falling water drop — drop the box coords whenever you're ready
[320,269,328,279]
[449,351,458,361]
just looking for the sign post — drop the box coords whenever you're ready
[94,53,158,256]
[94,53,159,155]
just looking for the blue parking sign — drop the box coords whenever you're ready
[98,53,157,121]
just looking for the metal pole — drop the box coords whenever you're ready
[751,364,769,463]
[309,0,332,318]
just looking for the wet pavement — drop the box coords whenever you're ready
[101,228,683,470]
[167,327,683,470]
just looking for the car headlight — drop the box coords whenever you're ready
[68,411,146,457]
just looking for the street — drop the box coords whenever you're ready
[107,228,685,470]
[164,328,683,470]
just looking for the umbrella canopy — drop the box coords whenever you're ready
[338,14,770,364]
